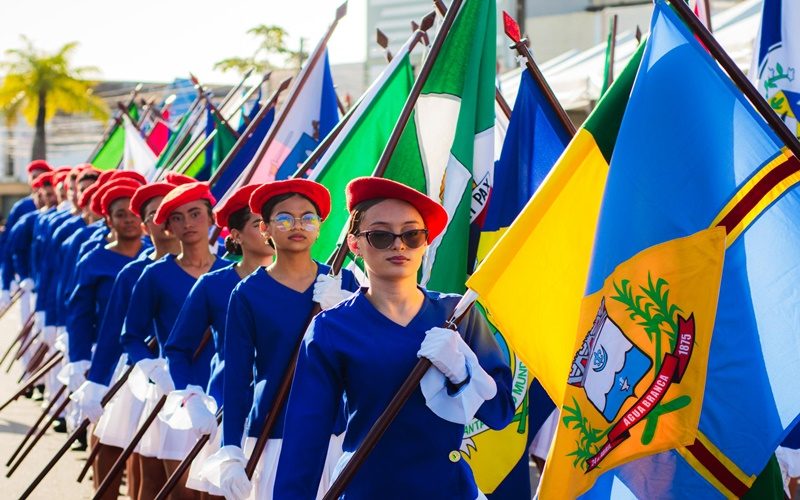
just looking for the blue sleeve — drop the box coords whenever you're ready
[121,269,158,363]
[12,221,32,280]
[274,318,341,499]
[66,259,98,362]
[461,307,515,430]
[88,269,134,385]
[1,225,20,289]
[30,219,44,283]
[341,268,360,292]
[57,234,83,320]
[221,289,257,447]
[0,198,30,256]
[164,279,213,391]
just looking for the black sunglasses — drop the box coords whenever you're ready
[356,229,429,250]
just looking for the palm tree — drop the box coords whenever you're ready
[214,25,308,75]
[0,37,109,160]
[1,92,23,177]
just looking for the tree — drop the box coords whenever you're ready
[1,92,23,177]
[214,25,308,75]
[0,37,109,160]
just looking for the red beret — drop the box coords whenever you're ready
[249,179,331,220]
[112,170,147,185]
[100,184,138,217]
[91,179,141,216]
[53,168,71,187]
[77,167,102,183]
[153,182,215,225]
[164,172,195,185]
[31,172,55,189]
[214,184,261,229]
[26,160,52,175]
[130,182,176,219]
[78,183,100,209]
[345,177,448,243]
[96,170,116,186]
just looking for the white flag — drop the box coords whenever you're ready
[122,114,157,180]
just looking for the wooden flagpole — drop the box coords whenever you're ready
[6,393,72,477]
[6,385,67,467]
[87,83,142,162]
[290,16,436,181]
[606,14,619,90]
[668,0,800,158]
[232,2,349,189]
[502,11,576,136]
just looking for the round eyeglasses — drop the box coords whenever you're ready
[270,212,322,232]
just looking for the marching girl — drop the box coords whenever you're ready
[273,177,515,499]
[162,184,275,494]
[72,181,181,500]
[205,179,358,500]
[121,182,228,499]
[58,180,147,498]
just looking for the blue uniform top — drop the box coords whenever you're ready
[87,252,155,386]
[37,211,81,321]
[42,215,86,325]
[121,254,228,368]
[9,211,40,282]
[66,245,147,362]
[1,215,32,289]
[273,289,515,500]
[164,264,241,403]
[30,207,58,284]
[221,264,359,447]
[56,220,105,326]
[0,196,35,260]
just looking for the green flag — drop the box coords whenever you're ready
[387,0,497,293]
[211,114,238,175]
[92,103,139,170]
[308,37,418,262]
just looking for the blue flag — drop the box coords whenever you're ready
[578,1,800,497]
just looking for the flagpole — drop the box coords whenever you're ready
[376,28,393,62]
[291,19,435,180]
[230,72,272,126]
[606,14,619,90]
[190,75,241,140]
[216,67,255,112]
[668,0,800,158]
[322,293,478,499]
[153,102,208,177]
[87,83,142,162]
[702,0,712,32]
[432,0,511,121]
[234,2,349,188]
[207,77,293,188]
[502,11,576,136]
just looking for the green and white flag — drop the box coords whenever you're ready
[308,35,419,262]
[387,0,497,293]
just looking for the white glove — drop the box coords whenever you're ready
[215,446,252,500]
[42,326,57,346]
[10,281,19,296]
[34,311,46,332]
[56,360,91,392]
[417,327,469,385]
[134,358,175,395]
[312,274,353,310]
[183,390,218,436]
[19,278,34,292]
[0,290,10,309]
[70,380,107,424]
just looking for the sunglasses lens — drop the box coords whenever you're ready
[273,213,294,231]
[366,231,395,250]
[401,230,428,248]
[301,214,321,231]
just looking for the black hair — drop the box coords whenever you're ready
[223,206,253,255]
[259,193,321,222]
[227,206,252,232]
[347,198,384,235]
[224,235,243,255]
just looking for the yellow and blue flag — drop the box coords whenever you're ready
[577,1,800,497]
[468,51,572,496]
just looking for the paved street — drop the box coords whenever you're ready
[0,301,94,499]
